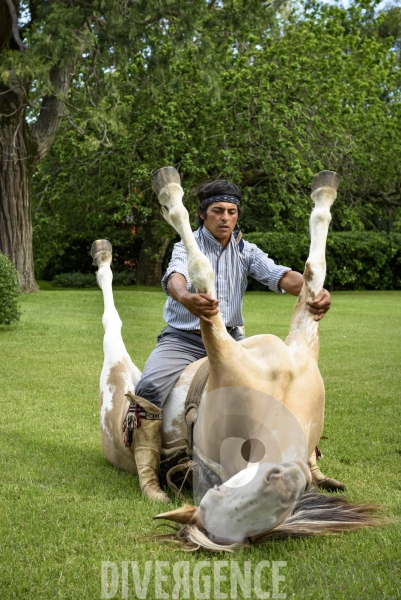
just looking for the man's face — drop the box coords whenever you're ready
[200,202,239,247]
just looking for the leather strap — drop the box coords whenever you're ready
[184,360,210,451]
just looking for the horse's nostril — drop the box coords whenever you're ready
[266,467,282,482]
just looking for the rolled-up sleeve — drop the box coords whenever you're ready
[161,241,192,295]
[248,244,291,293]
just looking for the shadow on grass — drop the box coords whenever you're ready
[1,430,185,508]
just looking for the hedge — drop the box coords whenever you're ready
[244,231,401,291]
[0,252,21,325]
[52,271,136,288]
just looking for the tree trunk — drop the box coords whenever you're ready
[136,223,172,286]
[0,90,38,291]
[0,55,78,291]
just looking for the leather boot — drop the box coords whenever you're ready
[127,393,171,503]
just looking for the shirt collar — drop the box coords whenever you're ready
[199,225,234,248]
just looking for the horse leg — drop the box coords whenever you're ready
[152,168,252,388]
[283,172,345,491]
[92,240,171,503]
[286,170,340,358]
[92,240,143,473]
[309,448,346,491]
[152,167,217,298]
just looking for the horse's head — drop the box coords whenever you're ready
[198,460,311,542]
[156,459,311,545]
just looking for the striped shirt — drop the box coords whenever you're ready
[161,227,291,330]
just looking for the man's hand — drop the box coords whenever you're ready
[167,273,219,324]
[278,272,331,321]
[307,289,331,321]
[181,292,220,324]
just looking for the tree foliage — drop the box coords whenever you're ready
[1,0,277,289]
[31,0,401,285]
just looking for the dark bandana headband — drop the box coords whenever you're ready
[199,195,241,211]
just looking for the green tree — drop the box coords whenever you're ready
[31,1,401,284]
[28,1,281,284]
[1,0,276,290]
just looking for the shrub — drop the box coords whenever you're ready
[0,252,21,325]
[112,271,136,286]
[244,231,401,291]
[52,272,97,288]
[52,271,136,288]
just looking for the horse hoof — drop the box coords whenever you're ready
[151,166,181,196]
[316,477,346,492]
[311,171,340,193]
[91,240,112,265]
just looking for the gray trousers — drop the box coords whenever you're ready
[135,325,245,408]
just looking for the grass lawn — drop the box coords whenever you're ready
[0,285,400,599]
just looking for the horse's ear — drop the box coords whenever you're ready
[154,504,200,526]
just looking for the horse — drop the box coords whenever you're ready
[91,168,378,551]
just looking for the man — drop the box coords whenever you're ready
[127,179,331,502]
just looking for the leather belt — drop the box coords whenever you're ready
[190,326,237,336]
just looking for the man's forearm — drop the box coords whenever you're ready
[279,270,332,321]
[278,270,304,296]
[166,273,189,303]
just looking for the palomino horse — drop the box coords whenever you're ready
[92,169,377,551]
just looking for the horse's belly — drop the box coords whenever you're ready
[162,334,324,458]
[196,334,324,463]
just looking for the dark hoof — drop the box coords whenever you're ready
[311,170,340,193]
[91,240,112,265]
[151,166,181,196]
[317,478,346,492]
